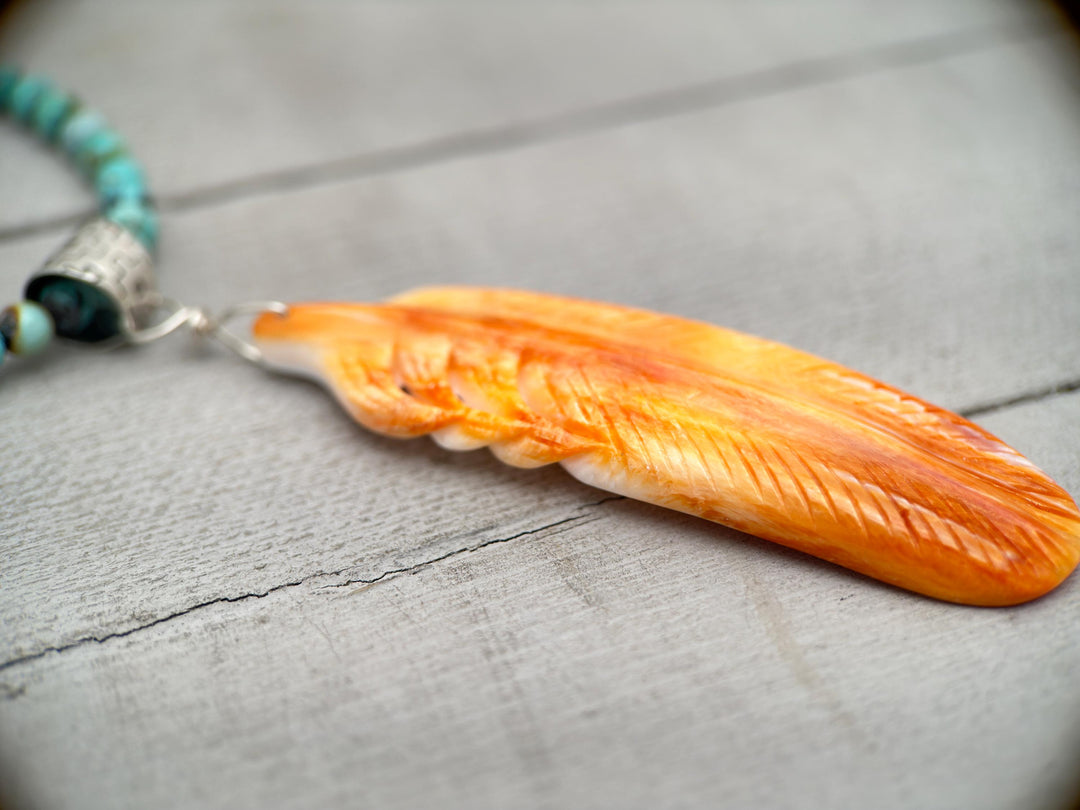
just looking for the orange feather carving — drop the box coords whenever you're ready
[253,287,1080,606]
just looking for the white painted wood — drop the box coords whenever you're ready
[3,30,1079,672]
[1,394,1077,810]
[0,0,1051,228]
[2,2,1079,809]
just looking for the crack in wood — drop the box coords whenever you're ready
[0,498,621,678]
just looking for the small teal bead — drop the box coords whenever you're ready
[0,337,5,365]
[74,127,126,175]
[0,301,55,356]
[8,74,50,124]
[96,156,147,206]
[31,87,77,141]
[0,65,19,109]
[60,107,107,154]
[106,200,159,253]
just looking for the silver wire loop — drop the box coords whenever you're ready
[128,299,290,365]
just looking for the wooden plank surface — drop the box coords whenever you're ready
[0,0,1048,228]
[2,2,1079,809]
[2,395,1079,810]
[3,14,1079,666]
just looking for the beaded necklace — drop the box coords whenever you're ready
[1,65,278,362]
[4,66,1078,607]
[1,64,159,353]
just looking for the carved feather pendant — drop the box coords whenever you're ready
[253,287,1080,606]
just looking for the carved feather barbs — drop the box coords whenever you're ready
[253,287,1080,606]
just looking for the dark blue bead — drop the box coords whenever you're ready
[24,276,121,343]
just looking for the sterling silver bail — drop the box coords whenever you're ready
[131,299,290,366]
[23,216,287,364]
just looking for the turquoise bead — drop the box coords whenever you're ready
[9,74,49,124]
[32,87,77,141]
[0,301,55,356]
[106,200,159,253]
[0,337,5,365]
[0,65,19,109]
[60,107,107,154]
[96,156,147,206]
[74,128,126,175]
[2,68,163,278]
[27,277,120,343]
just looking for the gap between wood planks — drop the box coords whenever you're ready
[0,17,1074,417]
[0,18,1076,682]
[959,377,1080,418]
[0,16,1058,245]
[0,497,623,679]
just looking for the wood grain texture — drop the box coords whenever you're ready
[1,394,1079,810]
[2,1,1080,809]
[0,0,1051,228]
[3,29,1079,666]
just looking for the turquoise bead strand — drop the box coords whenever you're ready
[1,65,163,358]
[0,64,159,253]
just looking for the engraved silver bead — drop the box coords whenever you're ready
[25,217,158,342]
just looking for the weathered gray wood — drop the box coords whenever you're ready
[1,393,1078,810]
[4,29,1080,670]
[0,0,1050,228]
[2,1,1080,809]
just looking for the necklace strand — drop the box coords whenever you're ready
[0,64,159,359]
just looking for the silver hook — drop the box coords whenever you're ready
[127,299,290,366]
[197,300,291,365]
